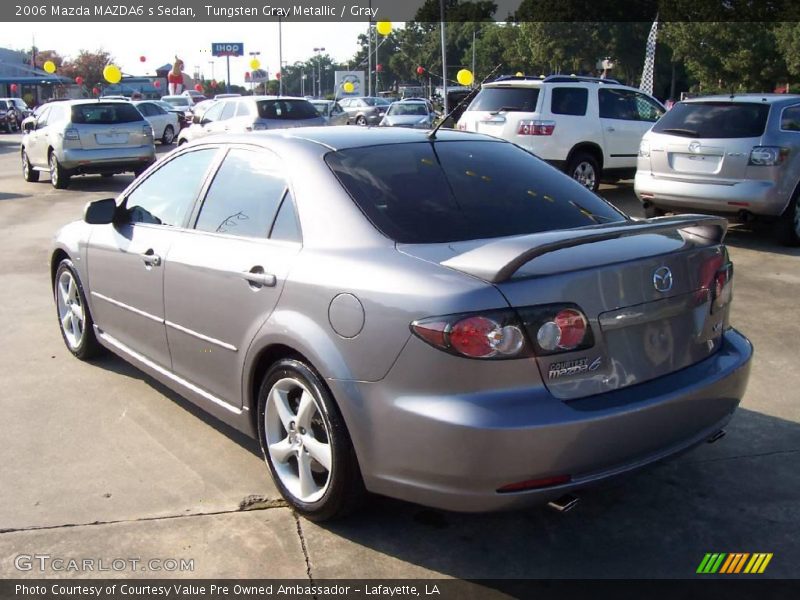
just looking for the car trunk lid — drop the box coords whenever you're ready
[70,103,150,150]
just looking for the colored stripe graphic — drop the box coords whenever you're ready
[719,554,736,574]
[734,553,750,573]
[702,552,773,574]
[697,553,727,573]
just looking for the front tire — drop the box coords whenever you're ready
[644,204,666,219]
[356,115,368,126]
[49,151,70,189]
[567,152,600,192]
[161,125,175,145]
[257,359,366,521]
[21,149,39,182]
[777,189,800,246]
[55,259,103,360]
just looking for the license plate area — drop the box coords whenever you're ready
[669,153,722,174]
[95,133,129,145]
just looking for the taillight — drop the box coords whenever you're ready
[64,127,80,141]
[143,124,153,138]
[713,263,734,313]
[748,146,789,166]
[517,304,595,356]
[697,253,733,313]
[517,119,555,136]
[638,140,650,158]
[411,310,529,359]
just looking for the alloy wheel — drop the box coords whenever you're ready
[572,161,596,190]
[264,377,332,503]
[22,151,30,179]
[56,270,85,350]
[49,153,58,186]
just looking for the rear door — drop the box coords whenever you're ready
[163,146,302,407]
[599,88,647,169]
[87,147,220,368]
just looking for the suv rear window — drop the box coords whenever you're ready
[467,87,540,112]
[326,141,625,244]
[652,102,770,138]
[71,103,144,124]
[256,99,319,120]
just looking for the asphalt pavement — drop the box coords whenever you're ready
[0,132,798,582]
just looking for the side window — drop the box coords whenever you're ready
[235,102,252,117]
[194,149,287,239]
[550,87,588,116]
[220,101,236,121]
[634,93,665,122]
[202,102,224,123]
[332,102,343,114]
[138,104,154,117]
[150,104,167,116]
[270,192,302,243]
[599,89,637,120]
[781,105,800,131]
[126,149,218,226]
[36,107,51,128]
[339,99,350,108]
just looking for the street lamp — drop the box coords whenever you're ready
[313,47,325,98]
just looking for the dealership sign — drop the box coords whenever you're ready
[212,43,244,57]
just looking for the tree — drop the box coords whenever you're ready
[774,22,800,78]
[61,50,115,88]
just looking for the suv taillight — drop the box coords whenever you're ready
[518,120,555,136]
[748,146,788,166]
[64,128,80,141]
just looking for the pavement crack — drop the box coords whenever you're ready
[683,447,800,466]
[0,497,288,535]
[292,511,314,586]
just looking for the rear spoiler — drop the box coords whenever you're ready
[441,215,728,284]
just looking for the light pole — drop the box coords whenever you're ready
[208,61,215,81]
[313,47,325,98]
[278,18,283,96]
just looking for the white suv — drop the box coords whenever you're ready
[457,75,665,191]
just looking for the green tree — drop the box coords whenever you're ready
[61,50,115,89]
[774,22,800,78]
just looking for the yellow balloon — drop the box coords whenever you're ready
[456,69,474,86]
[103,64,122,84]
[376,21,392,36]
[515,71,524,77]
[43,60,56,74]
[250,58,261,70]
[343,81,354,93]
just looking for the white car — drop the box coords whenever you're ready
[133,100,180,145]
[457,75,665,191]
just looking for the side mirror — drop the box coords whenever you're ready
[23,121,35,133]
[84,198,118,225]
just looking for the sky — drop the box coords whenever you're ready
[5,22,374,85]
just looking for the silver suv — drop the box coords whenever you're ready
[635,94,800,245]
[21,99,155,189]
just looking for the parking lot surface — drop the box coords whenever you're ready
[0,132,798,580]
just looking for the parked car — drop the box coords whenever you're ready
[152,99,192,129]
[635,94,800,245]
[337,96,391,126]
[133,100,180,144]
[161,94,196,112]
[182,89,207,102]
[310,100,349,125]
[0,97,32,128]
[51,127,751,520]
[214,93,242,100]
[379,100,436,129]
[177,96,324,145]
[21,99,155,188]
[457,75,665,191]
[0,99,19,133]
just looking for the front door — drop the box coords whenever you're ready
[163,147,301,407]
[599,88,646,170]
[87,147,220,368]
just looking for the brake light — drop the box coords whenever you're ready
[713,263,734,313]
[748,146,789,166]
[64,127,80,141]
[411,310,529,359]
[536,309,588,352]
[143,124,153,138]
[497,474,571,493]
[517,119,555,136]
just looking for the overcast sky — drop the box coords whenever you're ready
[5,22,374,84]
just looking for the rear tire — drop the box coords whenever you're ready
[776,190,800,246]
[257,358,366,521]
[55,259,103,360]
[48,151,70,189]
[567,152,600,192]
[21,149,39,182]
[644,204,666,219]
[161,125,175,145]
[356,115,368,126]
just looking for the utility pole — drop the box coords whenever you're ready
[440,0,448,115]
[278,18,283,96]
[472,28,476,87]
[367,0,373,97]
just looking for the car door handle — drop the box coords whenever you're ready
[606,126,616,132]
[141,250,162,267]
[241,270,276,287]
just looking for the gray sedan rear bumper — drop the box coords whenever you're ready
[332,328,752,512]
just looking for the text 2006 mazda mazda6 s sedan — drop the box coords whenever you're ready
[51,127,752,520]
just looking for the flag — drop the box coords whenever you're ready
[640,17,658,96]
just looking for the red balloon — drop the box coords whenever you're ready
[276,72,281,80]
[10,83,18,93]
[139,56,146,62]
[245,71,251,80]
[75,76,84,86]
[416,66,425,75]
[92,87,100,96]
[194,83,203,92]
[153,80,161,88]
[210,80,217,88]
[376,64,383,72]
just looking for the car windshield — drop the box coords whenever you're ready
[0,101,9,110]
[388,103,428,116]
[468,87,540,112]
[652,101,770,138]
[326,141,625,244]
[70,103,144,124]
[256,99,319,120]
[163,97,190,107]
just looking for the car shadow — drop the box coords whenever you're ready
[52,175,135,194]
[724,224,800,258]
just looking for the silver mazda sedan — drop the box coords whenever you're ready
[51,127,752,520]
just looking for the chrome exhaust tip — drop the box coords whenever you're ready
[707,429,727,444]
[547,494,580,513]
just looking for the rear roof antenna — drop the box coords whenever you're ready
[428,63,503,140]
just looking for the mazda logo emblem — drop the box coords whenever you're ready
[688,141,701,153]
[653,267,673,292]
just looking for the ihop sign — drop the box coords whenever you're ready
[212,43,244,57]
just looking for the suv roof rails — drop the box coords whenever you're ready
[543,75,621,85]
[493,75,545,82]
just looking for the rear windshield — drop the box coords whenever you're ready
[71,103,144,124]
[467,87,540,112]
[163,97,190,107]
[256,99,319,120]
[652,102,770,138]
[388,103,428,116]
[325,141,625,244]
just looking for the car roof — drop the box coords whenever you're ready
[243,95,311,101]
[53,99,132,106]
[211,126,496,151]
[682,94,800,105]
